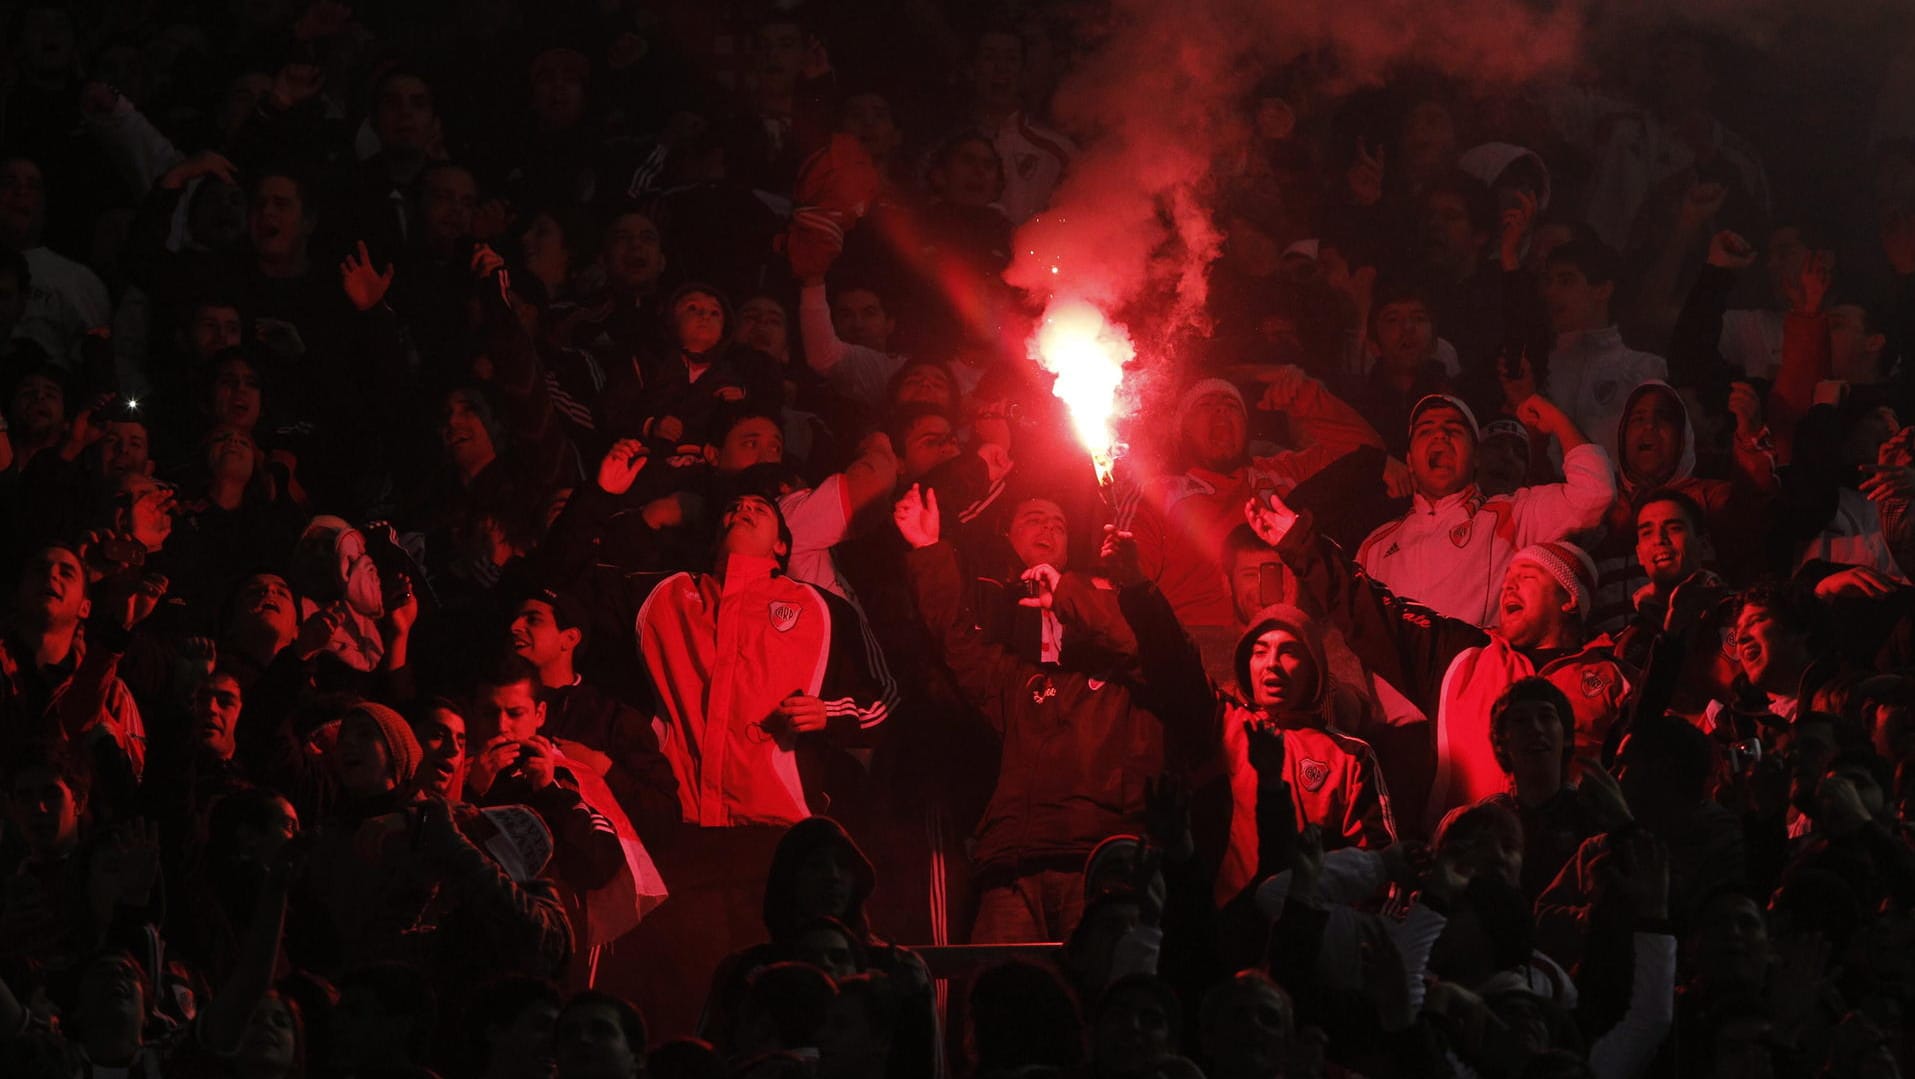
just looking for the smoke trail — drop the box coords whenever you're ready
[1006,0,1586,353]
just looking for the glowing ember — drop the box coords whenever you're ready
[1030,300,1134,485]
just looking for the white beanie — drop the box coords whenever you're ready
[1511,542,1598,616]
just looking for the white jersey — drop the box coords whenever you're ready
[1357,444,1616,626]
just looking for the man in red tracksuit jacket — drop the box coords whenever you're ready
[1212,603,1396,905]
[894,484,1212,944]
[550,448,897,1036]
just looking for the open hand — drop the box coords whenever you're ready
[340,241,395,311]
[597,439,649,496]
[1243,493,1297,548]
[892,484,940,549]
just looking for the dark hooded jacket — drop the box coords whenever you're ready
[1213,604,1397,902]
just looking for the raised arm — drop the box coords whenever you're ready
[82,84,184,197]
[840,431,901,517]
[1092,527,1215,761]
[1666,232,1752,391]
[1509,397,1617,544]
[1251,367,1386,487]
[896,485,1024,732]
[1767,250,1834,465]
[539,440,654,583]
[1247,495,1488,719]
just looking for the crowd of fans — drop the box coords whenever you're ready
[5,1,1915,1077]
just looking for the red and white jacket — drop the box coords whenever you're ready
[1217,709,1395,902]
[637,554,895,829]
[1357,444,1614,627]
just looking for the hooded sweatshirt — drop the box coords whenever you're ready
[1458,144,1553,204]
[1214,604,1396,902]
[1544,327,1667,459]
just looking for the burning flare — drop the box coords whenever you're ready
[1030,300,1134,485]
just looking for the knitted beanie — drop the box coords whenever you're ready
[1176,378,1246,430]
[354,702,424,791]
[1511,542,1598,615]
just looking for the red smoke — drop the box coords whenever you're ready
[1008,0,1586,359]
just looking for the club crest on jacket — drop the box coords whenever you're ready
[1299,758,1330,792]
[769,601,801,632]
[1581,667,1609,698]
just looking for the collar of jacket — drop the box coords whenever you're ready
[714,553,781,592]
[1411,484,1483,517]
[1180,464,1243,496]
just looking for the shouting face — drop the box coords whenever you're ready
[1409,403,1475,499]
[1621,389,1684,485]
[1006,498,1068,570]
[1497,560,1570,649]
[1247,626,1317,713]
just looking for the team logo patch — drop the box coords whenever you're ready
[1299,758,1330,792]
[1581,668,1610,698]
[1449,521,1472,548]
[769,602,801,633]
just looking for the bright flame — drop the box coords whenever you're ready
[1030,300,1134,485]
